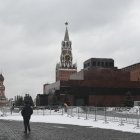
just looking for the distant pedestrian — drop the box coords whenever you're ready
[21,101,33,134]
[64,103,68,112]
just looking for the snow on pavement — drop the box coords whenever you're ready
[0,113,140,134]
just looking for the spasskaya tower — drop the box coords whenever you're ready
[56,22,77,81]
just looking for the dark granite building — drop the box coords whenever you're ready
[84,58,115,70]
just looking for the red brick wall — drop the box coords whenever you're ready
[56,69,77,81]
[88,94,140,107]
[89,95,124,107]
[133,95,140,102]
[130,69,140,81]
[61,80,140,89]
[84,69,130,81]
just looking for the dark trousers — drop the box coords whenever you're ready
[23,117,31,132]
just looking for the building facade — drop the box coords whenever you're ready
[121,63,140,81]
[84,58,115,70]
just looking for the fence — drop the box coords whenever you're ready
[0,106,140,127]
[0,106,64,116]
[66,106,140,127]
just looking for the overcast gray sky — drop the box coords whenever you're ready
[0,0,140,99]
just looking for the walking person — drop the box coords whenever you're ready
[21,101,33,134]
[64,103,68,112]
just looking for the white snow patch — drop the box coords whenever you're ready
[0,113,140,134]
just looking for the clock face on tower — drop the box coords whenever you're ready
[65,55,70,61]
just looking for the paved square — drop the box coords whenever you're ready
[0,120,140,140]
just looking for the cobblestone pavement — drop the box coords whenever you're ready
[0,119,140,140]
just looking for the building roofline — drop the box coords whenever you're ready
[121,62,140,70]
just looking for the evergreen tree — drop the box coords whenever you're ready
[14,95,24,106]
[24,94,34,106]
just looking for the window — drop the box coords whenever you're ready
[97,62,100,66]
[92,61,96,66]
[101,62,104,67]
[84,64,86,68]
[109,62,113,67]
[105,62,108,67]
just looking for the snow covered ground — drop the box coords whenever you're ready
[0,109,140,134]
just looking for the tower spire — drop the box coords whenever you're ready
[64,22,69,41]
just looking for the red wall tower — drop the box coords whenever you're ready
[56,23,77,81]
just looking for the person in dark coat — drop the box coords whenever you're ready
[21,101,33,134]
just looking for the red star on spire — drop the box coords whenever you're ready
[65,22,68,26]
